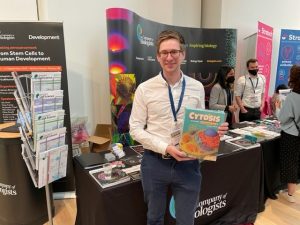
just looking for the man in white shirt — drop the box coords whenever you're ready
[235,58,266,122]
[129,30,228,225]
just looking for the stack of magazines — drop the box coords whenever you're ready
[13,71,68,188]
[89,164,130,189]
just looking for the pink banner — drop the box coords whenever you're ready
[256,21,273,115]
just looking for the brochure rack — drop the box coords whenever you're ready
[13,71,68,225]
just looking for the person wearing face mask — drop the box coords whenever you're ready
[209,66,238,128]
[235,58,266,122]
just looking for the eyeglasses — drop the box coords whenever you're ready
[158,49,182,58]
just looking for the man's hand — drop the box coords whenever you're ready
[229,105,237,113]
[240,107,248,113]
[166,145,196,161]
[275,99,281,109]
[259,105,265,112]
[217,122,229,137]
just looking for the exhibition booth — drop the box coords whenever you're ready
[0,7,299,225]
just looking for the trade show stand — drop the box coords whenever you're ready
[74,142,264,225]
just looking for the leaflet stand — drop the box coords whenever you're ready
[13,71,68,225]
[46,184,54,225]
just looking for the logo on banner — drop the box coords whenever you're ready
[136,24,154,47]
[0,31,15,40]
[261,27,273,38]
[0,182,17,196]
[168,193,227,219]
[195,193,227,218]
[169,196,176,218]
[281,33,288,40]
[281,46,294,60]
[278,69,286,81]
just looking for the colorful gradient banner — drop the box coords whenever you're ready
[106,8,237,144]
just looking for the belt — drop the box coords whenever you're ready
[244,106,260,111]
[145,150,175,160]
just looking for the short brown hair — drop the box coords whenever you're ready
[246,58,258,67]
[156,30,186,53]
[289,65,300,93]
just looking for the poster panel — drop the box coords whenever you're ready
[0,22,74,191]
[106,8,237,144]
[275,29,300,88]
[256,21,273,98]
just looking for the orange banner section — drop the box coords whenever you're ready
[0,65,62,72]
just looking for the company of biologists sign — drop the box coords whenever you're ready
[0,22,68,123]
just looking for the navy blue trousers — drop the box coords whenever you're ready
[141,150,201,225]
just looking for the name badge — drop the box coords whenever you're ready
[170,123,181,148]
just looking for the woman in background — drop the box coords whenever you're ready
[277,65,300,203]
[209,66,237,128]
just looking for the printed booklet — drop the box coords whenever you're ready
[179,108,225,161]
[89,166,130,189]
[225,136,260,149]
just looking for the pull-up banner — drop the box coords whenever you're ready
[106,8,237,144]
[0,22,74,192]
[256,21,273,98]
[275,29,300,88]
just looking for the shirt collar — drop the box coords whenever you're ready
[160,71,184,87]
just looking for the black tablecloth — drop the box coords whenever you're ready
[260,137,282,200]
[0,138,51,225]
[74,143,263,225]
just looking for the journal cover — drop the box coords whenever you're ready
[225,136,260,149]
[89,166,130,189]
[179,108,225,161]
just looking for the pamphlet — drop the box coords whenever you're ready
[34,127,66,154]
[180,108,225,161]
[129,145,144,155]
[32,90,63,114]
[278,89,291,110]
[37,145,68,188]
[14,70,68,189]
[127,171,141,181]
[89,166,130,189]
[225,136,260,149]
[31,72,62,92]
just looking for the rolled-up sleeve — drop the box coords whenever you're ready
[234,76,245,97]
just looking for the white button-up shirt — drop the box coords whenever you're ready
[235,74,266,108]
[129,72,205,155]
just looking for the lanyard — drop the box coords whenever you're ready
[249,77,258,94]
[162,72,186,122]
[226,88,232,105]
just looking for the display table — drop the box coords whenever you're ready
[0,122,52,225]
[74,142,263,225]
[231,122,283,205]
[260,137,282,200]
